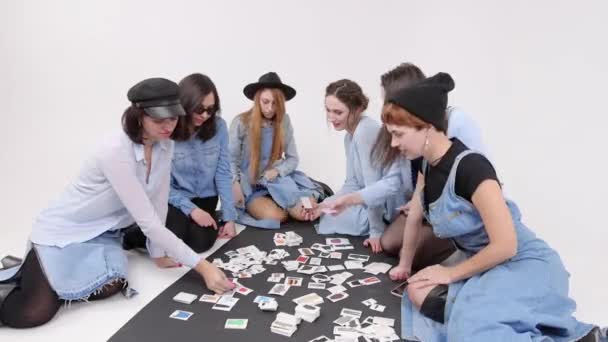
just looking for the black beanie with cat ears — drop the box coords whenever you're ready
[387,72,455,132]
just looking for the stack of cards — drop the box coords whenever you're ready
[271,312,300,337]
[293,293,324,306]
[364,262,393,275]
[172,292,198,304]
[295,304,321,323]
[274,231,303,247]
[255,296,279,311]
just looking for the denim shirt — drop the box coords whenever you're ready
[339,116,385,237]
[169,117,237,222]
[359,106,488,209]
[229,113,299,183]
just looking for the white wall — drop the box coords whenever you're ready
[1,0,606,324]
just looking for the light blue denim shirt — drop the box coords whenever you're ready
[169,117,237,222]
[30,130,202,268]
[358,106,488,208]
[338,116,385,237]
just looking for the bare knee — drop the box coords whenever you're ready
[407,286,428,309]
[380,235,400,255]
[269,209,289,223]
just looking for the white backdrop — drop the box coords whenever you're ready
[1,0,606,325]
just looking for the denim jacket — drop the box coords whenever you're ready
[169,117,237,222]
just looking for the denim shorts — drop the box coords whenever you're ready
[34,230,130,301]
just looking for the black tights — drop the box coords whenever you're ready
[0,249,123,328]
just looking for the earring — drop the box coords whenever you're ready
[424,128,430,150]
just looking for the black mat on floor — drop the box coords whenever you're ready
[109,221,404,342]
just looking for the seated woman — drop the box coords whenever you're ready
[123,73,237,253]
[308,79,398,252]
[382,72,597,341]
[229,72,320,228]
[0,78,233,328]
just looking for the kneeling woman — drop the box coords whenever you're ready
[383,73,595,341]
[230,72,320,228]
[0,78,233,328]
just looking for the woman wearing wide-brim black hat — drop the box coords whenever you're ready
[229,72,324,227]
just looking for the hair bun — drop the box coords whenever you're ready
[429,72,455,92]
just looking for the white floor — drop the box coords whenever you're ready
[0,225,246,342]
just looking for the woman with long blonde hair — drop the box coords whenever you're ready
[229,72,321,227]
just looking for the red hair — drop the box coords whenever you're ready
[381,103,430,130]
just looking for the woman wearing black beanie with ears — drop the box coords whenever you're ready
[383,73,600,341]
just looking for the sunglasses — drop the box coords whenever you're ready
[193,105,218,116]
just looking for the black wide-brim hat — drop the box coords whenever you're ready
[243,72,296,101]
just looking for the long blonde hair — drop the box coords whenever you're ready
[239,88,286,183]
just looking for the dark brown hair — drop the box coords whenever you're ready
[372,63,427,169]
[325,79,369,132]
[174,73,221,142]
[122,106,146,144]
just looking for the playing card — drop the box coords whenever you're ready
[309,257,322,265]
[235,285,253,295]
[308,336,332,342]
[361,276,381,285]
[347,253,370,262]
[225,318,248,329]
[344,260,364,269]
[311,274,331,282]
[330,252,342,259]
[346,279,364,288]
[298,248,315,256]
[297,265,317,274]
[318,251,331,258]
[199,294,221,303]
[308,282,326,290]
[340,308,362,318]
[370,303,386,312]
[327,285,347,294]
[285,276,303,287]
[311,243,333,252]
[362,298,377,307]
[172,292,198,304]
[333,315,357,326]
[332,244,354,250]
[269,283,290,296]
[327,264,345,271]
[300,196,313,209]
[169,310,193,321]
[327,292,349,302]
[296,255,309,263]
[372,316,395,327]
[326,238,350,245]
[213,296,239,311]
